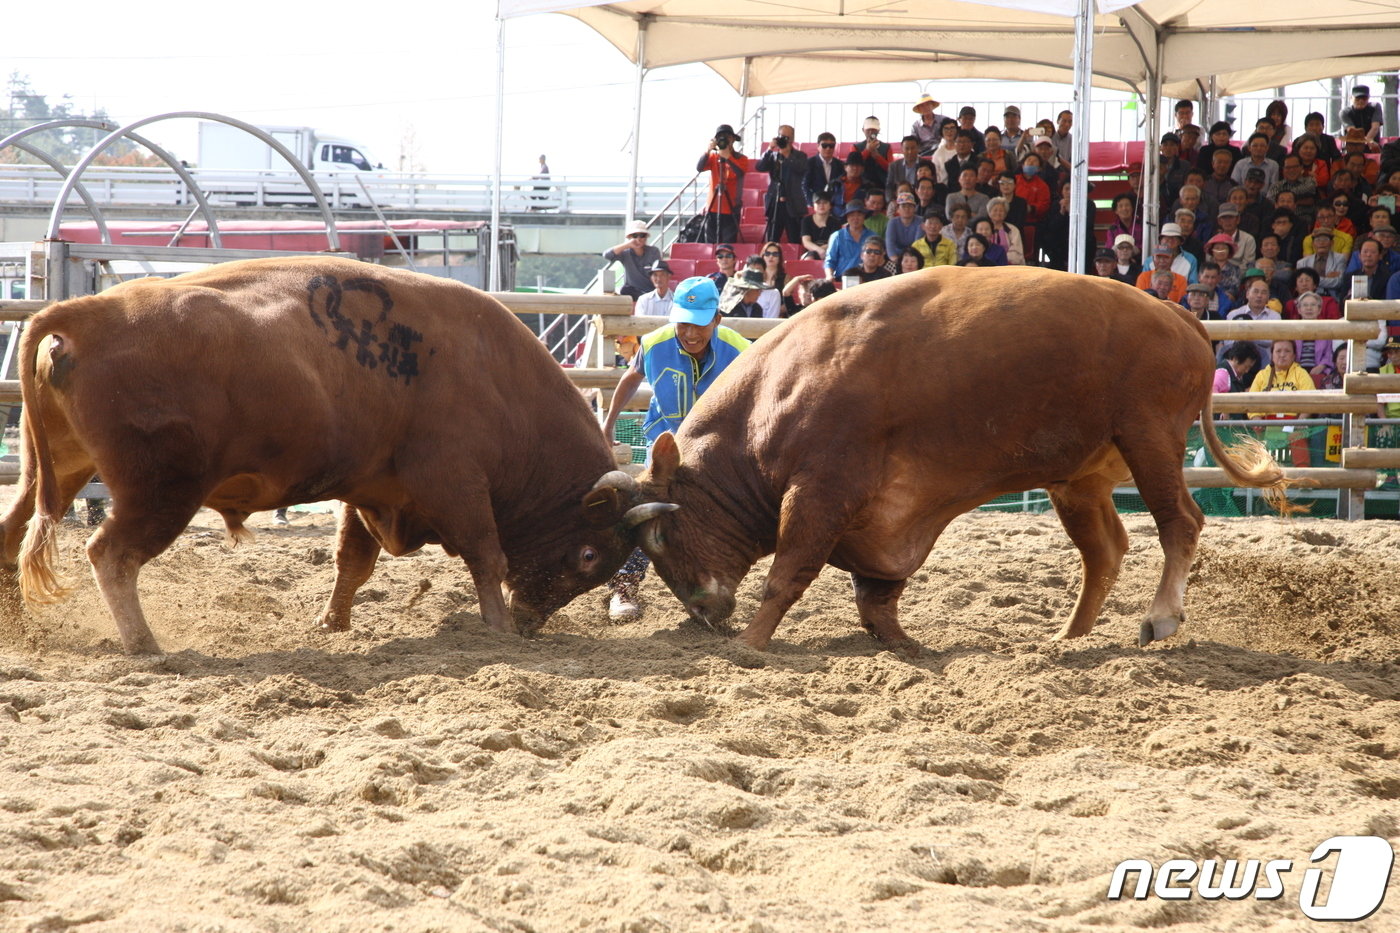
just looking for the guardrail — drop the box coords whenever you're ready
[0,165,692,217]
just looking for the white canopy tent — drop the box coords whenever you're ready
[489,1,1400,285]
[499,1,1400,98]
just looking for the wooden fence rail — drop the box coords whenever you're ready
[2,292,1400,508]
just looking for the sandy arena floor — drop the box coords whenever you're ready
[0,504,1397,932]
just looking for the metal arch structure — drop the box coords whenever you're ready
[44,112,344,253]
[12,118,226,248]
[0,122,115,245]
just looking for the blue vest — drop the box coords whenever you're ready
[639,324,750,443]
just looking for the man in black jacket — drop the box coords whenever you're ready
[756,124,809,245]
[804,132,842,206]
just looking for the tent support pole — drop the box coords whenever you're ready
[490,12,506,292]
[1141,34,1164,251]
[738,57,752,125]
[1067,0,1093,275]
[625,18,650,225]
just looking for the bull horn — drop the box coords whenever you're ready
[592,470,637,494]
[622,502,679,529]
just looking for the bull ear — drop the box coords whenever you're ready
[582,470,636,528]
[650,432,681,487]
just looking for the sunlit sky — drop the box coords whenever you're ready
[9,3,1352,180]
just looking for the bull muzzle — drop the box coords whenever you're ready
[506,591,549,636]
[685,579,735,632]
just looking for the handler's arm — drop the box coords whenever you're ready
[602,365,646,442]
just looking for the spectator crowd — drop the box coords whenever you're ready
[604,85,1400,362]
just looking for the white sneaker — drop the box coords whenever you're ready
[608,593,641,622]
[273,509,289,527]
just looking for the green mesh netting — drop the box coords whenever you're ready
[616,416,1383,517]
[615,413,648,465]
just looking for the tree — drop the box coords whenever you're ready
[1,72,160,167]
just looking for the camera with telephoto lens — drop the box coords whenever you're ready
[774,134,791,148]
[714,131,732,150]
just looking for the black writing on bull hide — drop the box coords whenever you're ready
[306,275,426,386]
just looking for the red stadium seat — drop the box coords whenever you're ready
[1125,140,1146,167]
[666,259,696,280]
[779,243,803,261]
[1088,141,1128,173]
[739,224,765,244]
[797,142,820,156]
[834,143,856,159]
[741,206,767,225]
[668,242,714,261]
[732,242,764,260]
[785,259,827,280]
[741,187,767,208]
[692,259,719,277]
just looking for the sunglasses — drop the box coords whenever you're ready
[715,251,734,258]
[763,251,781,257]
[820,142,835,149]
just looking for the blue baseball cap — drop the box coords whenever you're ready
[670,276,720,326]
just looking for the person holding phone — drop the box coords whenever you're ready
[848,116,891,189]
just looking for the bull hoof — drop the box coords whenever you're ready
[484,617,519,636]
[896,639,923,659]
[733,628,772,652]
[1138,615,1181,647]
[121,637,164,656]
[1051,621,1093,641]
[317,614,350,633]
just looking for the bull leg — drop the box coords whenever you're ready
[0,465,95,616]
[0,465,94,567]
[86,488,205,654]
[736,487,846,651]
[1047,471,1130,640]
[462,537,512,635]
[316,505,380,632]
[0,484,35,619]
[1117,432,1205,646]
[850,574,920,657]
[431,487,513,635]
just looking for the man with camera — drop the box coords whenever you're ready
[696,124,750,244]
[756,124,809,245]
[848,116,891,190]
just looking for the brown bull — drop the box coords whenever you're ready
[627,266,1288,654]
[2,255,644,653]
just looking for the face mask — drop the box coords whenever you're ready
[1022,165,1039,177]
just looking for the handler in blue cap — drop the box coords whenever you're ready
[600,276,752,620]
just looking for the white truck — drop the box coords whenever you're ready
[194,123,385,207]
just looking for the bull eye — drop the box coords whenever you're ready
[581,546,598,565]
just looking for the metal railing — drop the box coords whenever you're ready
[0,164,692,217]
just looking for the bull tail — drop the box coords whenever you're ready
[1198,392,1300,515]
[17,316,71,605]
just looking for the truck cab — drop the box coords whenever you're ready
[318,140,379,172]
